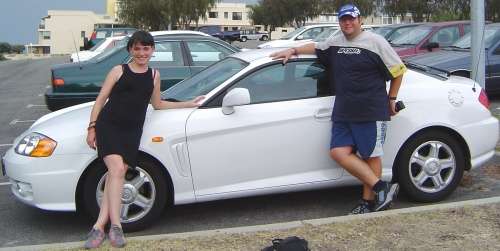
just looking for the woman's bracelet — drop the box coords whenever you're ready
[87,125,96,131]
[88,121,96,126]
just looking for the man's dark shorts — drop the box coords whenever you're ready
[330,121,387,158]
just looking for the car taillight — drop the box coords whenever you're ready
[478,89,490,109]
[52,78,64,86]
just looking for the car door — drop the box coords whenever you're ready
[185,60,343,196]
[486,41,500,93]
[148,41,190,91]
[185,40,235,75]
[419,25,460,54]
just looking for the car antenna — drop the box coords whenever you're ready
[71,31,83,70]
[471,24,486,93]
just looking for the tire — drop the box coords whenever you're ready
[82,158,169,232]
[261,35,269,41]
[240,36,247,42]
[396,130,465,202]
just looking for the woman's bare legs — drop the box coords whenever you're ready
[94,154,127,230]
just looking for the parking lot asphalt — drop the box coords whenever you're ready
[0,43,499,247]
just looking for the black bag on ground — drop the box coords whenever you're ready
[261,236,310,251]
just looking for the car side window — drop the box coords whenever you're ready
[186,41,233,66]
[229,61,331,104]
[429,26,460,47]
[300,27,326,40]
[149,41,184,67]
[463,24,471,35]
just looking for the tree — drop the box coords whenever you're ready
[118,0,219,30]
[486,0,500,22]
[0,42,11,54]
[171,0,218,29]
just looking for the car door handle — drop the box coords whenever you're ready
[314,108,332,119]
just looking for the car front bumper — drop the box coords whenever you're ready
[45,89,97,111]
[3,147,94,211]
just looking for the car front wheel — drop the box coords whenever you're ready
[240,36,247,42]
[261,35,269,41]
[82,158,168,232]
[396,130,465,202]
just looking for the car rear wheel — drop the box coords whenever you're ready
[240,36,247,42]
[261,35,269,41]
[82,158,168,232]
[396,130,465,202]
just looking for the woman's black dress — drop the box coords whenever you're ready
[95,64,154,167]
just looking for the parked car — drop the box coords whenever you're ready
[45,31,240,111]
[239,29,269,42]
[71,36,125,63]
[404,23,500,94]
[372,23,423,42]
[3,48,497,232]
[390,21,470,58]
[257,24,339,48]
[197,25,241,42]
[86,27,137,49]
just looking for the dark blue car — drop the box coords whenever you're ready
[404,23,500,94]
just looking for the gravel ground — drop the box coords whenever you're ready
[62,202,500,251]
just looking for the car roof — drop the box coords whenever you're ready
[231,48,316,63]
[379,23,424,28]
[302,24,339,28]
[419,20,470,28]
[150,30,210,37]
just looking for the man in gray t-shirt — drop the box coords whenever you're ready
[272,4,405,214]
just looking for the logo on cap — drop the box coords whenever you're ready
[338,4,361,18]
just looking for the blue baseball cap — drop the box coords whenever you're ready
[338,4,361,18]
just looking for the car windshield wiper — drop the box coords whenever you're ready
[392,43,415,46]
[445,45,469,50]
[405,62,450,78]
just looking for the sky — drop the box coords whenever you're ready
[0,0,259,45]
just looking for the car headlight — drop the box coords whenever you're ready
[15,133,57,157]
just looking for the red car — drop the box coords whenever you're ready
[390,21,470,58]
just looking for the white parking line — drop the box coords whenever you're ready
[45,85,51,89]
[26,104,46,108]
[0,144,13,148]
[0,182,11,186]
[9,119,36,125]
[38,93,43,97]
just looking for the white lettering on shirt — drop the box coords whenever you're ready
[337,48,361,54]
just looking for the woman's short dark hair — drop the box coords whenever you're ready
[127,30,154,52]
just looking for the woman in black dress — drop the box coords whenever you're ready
[84,31,203,249]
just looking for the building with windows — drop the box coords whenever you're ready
[27,10,115,55]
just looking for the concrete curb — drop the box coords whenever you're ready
[4,196,500,251]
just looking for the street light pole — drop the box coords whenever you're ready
[471,0,485,89]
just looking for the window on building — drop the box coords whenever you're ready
[209,12,218,18]
[224,27,229,31]
[40,31,51,40]
[232,12,242,20]
[224,12,228,19]
[383,16,394,25]
[232,27,238,31]
[81,31,85,38]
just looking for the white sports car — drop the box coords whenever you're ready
[2,49,498,232]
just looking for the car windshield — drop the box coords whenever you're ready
[281,27,307,40]
[450,27,499,49]
[373,27,393,37]
[387,26,416,41]
[391,26,432,46]
[313,27,339,42]
[91,38,128,62]
[89,39,106,52]
[162,57,248,101]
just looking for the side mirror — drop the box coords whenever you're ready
[296,35,304,40]
[426,42,439,51]
[222,88,250,115]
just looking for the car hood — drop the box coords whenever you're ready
[258,39,312,48]
[23,103,195,155]
[393,46,418,58]
[405,49,471,71]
